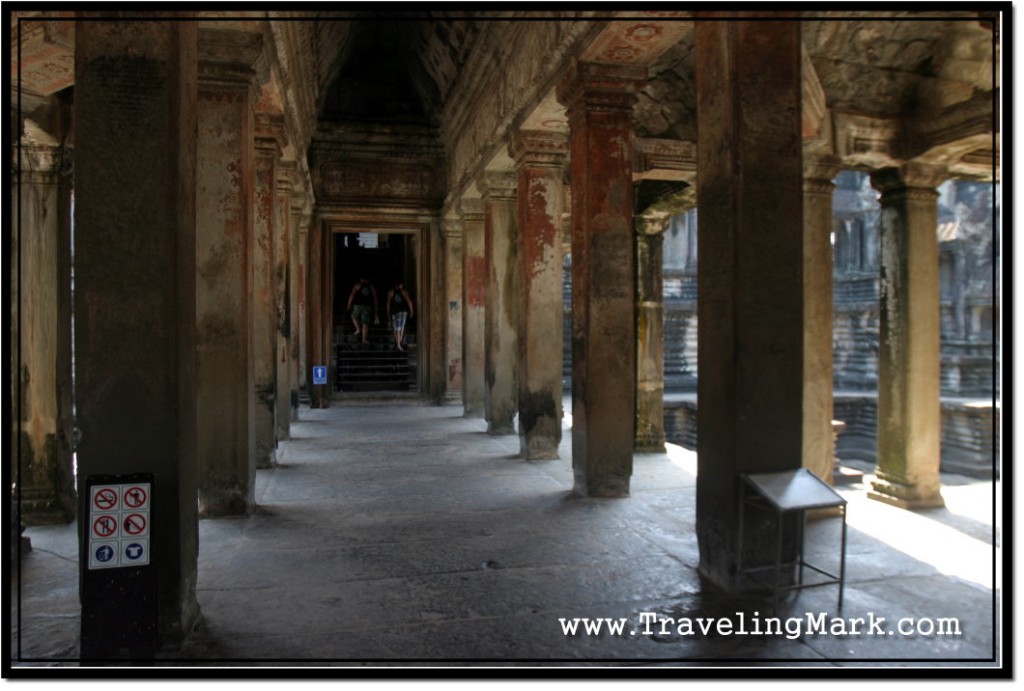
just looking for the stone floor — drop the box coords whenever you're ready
[10,399,1004,672]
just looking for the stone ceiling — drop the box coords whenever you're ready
[12,11,1000,184]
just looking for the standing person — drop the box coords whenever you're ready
[386,280,415,352]
[346,276,378,345]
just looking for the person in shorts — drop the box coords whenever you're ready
[346,276,378,345]
[386,280,415,352]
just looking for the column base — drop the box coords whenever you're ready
[868,472,944,509]
[634,438,666,454]
[255,448,278,470]
[19,490,75,526]
[487,420,516,435]
[521,444,560,461]
[573,475,630,498]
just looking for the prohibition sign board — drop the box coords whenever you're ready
[85,479,152,570]
[123,513,148,537]
[92,514,118,539]
[123,485,148,509]
[93,487,119,512]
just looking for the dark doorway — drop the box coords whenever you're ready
[332,232,418,392]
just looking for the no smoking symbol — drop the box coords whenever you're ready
[124,486,147,508]
[123,513,148,536]
[93,515,117,538]
[93,488,117,511]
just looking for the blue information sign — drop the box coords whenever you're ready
[313,366,327,385]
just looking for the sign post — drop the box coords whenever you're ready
[80,472,157,660]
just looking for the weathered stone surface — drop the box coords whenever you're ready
[694,19,805,590]
[196,52,257,517]
[479,171,518,435]
[73,17,200,650]
[511,132,568,459]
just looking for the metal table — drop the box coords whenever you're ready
[737,468,847,611]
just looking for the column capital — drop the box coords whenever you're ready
[456,197,485,223]
[254,114,286,158]
[870,162,948,195]
[802,153,842,182]
[477,171,517,201]
[442,218,464,240]
[509,130,569,169]
[277,159,297,194]
[198,27,262,99]
[636,211,672,236]
[17,141,63,183]
[556,60,647,117]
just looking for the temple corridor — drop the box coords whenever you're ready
[14,399,997,665]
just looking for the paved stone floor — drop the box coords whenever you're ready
[10,399,1004,672]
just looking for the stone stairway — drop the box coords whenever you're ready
[334,326,417,392]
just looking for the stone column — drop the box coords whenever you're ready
[195,31,258,516]
[305,217,327,408]
[274,161,294,441]
[297,219,309,406]
[289,195,308,420]
[635,214,669,453]
[510,131,568,459]
[556,61,645,496]
[427,219,447,403]
[16,135,76,524]
[253,116,283,467]
[442,219,464,402]
[869,163,946,509]
[460,199,487,417]
[693,19,805,589]
[74,17,200,645]
[803,155,842,483]
[479,171,519,434]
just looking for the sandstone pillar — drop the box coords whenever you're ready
[442,220,464,402]
[427,220,447,403]
[803,155,843,483]
[557,62,645,496]
[868,163,946,509]
[305,217,327,408]
[253,117,282,467]
[274,162,294,441]
[479,172,519,434]
[289,195,308,420]
[297,221,309,406]
[74,17,200,644]
[694,19,805,589]
[195,31,258,516]
[635,215,668,453]
[460,199,487,417]
[16,135,76,525]
[510,131,568,459]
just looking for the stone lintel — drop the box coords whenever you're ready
[633,138,697,183]
[904,89,997,163]
[508,130,569,168]
[871,162,949,195]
